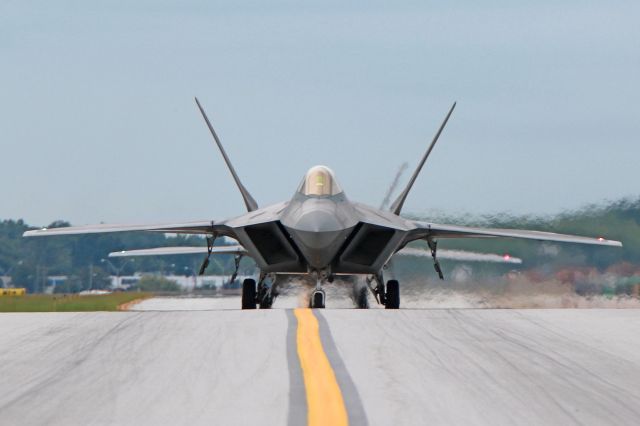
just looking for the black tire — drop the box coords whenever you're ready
[385,280,400,309]
[242,279,257,309]
[355,286,369,309]
[310,290,325,309]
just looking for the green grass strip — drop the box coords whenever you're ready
[0,293,152,312]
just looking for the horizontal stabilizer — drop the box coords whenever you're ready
[398,247,523,264]
[109,245,247,258]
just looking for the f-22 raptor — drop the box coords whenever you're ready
[24,99,622,309]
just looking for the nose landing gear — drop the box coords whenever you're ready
[308,272,327,308]
[309,289,326,309]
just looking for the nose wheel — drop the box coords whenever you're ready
[309,289,326,309]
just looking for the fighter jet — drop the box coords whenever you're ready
[24,99,622,309]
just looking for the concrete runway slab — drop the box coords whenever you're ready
[2,297,640,425]
[0,308,290,426]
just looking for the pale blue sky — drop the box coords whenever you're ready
[1,1,639,225]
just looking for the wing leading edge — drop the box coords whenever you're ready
[23,220,219,237]
[409,221,622,247]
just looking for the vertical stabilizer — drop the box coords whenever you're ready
[195,97,259,212]
[390,102,456,215]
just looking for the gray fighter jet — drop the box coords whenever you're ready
[24,99,622,309]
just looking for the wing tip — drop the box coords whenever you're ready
[23,228,48,237]
[596,237,623,247]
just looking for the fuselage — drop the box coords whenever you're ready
[281,191,359,270]
[227,165,413,277]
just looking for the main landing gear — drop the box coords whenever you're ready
[257,273,275,309]
[367,274,400,309]
[242,274,276,310]
[385,280,400,309]
[241,278,257,309]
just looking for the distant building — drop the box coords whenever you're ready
[111,274,250,290]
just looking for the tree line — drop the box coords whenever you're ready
[1,196,639,292]
[0,220,244,293]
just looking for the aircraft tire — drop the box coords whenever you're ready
[385,280,400,309]
[355,286,369,309]
[310,290,325,309]
[242,279,257,309]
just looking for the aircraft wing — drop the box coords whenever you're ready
[409,221,622,247]
[109,245,247,258]
[23,220,223,237]
[397,247,522,264]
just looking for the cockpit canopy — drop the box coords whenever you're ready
[297,165,343,196]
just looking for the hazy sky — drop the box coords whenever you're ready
[1,1,639,226]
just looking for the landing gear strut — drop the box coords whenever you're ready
[367,273,386,306]
[228,254,244,285]
[428,238,445,280]
[257,273,275,309]
[198,235,217,275]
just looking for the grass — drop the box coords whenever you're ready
[0,292,152,312]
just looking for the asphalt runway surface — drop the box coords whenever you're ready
[2,296,640,425]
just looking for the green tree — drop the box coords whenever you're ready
[136,275,180,292]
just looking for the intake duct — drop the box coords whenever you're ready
[340,223,395,267]
[244,222,299,265]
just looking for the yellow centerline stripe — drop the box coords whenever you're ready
[294,308,349,426]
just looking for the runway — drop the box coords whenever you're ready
[1,297,640,425]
